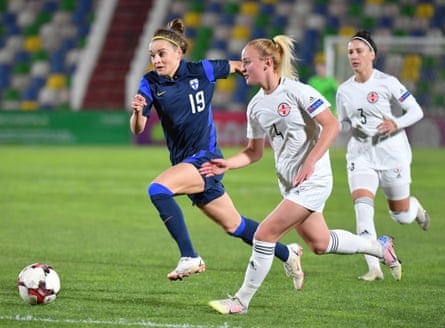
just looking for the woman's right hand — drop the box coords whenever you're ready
[132,94,147,113]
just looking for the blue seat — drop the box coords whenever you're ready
[185,27,197,39]
[3,13,20,36]
[273,15,287,28]
[301,30,319,63]
[379,17,394,28]
[410,29,426,37]
[15,51,31,63]
[30,76,47,90]
[260,4,275,15]
[1,12,16,25]
[72,10,87,26]
[420,68,436,80]
[0,64,11,88]
[81,24,91,38]
[7,24,21,36]
[76,0,92,14]
[50,51,66,73]
[300,47,316,65]
[0,63,11,75]
[431,6,445,28]
[220,14,234,25]
[313,3,327,15]
[211,39,227,51]
[60,38,76,53]
[22,86,39,100]
[72,0,92,30]
[207,2,222,13]
[233,76,250,103]
[251,26,266,39]
[303,29,319,47]
[43,1,59,13]
[326,16,339,29]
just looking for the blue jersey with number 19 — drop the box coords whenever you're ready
[137,59,230,165]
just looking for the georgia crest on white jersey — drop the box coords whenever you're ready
[246,78,332,191]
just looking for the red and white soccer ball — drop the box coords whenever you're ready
[17,263,61,305]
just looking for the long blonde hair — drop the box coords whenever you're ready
[246,35,298,80]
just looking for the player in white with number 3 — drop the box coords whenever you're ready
[200,35,403,315]
[336,30,430,281]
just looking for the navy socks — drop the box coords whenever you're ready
[149,183,290,262]
[148,183,197,257]
[231,216,290,262]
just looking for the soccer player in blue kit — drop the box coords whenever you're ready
[130,19,303,287]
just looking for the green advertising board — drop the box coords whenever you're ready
[0,111,131,145]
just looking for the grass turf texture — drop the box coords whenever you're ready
[0,145,444,328]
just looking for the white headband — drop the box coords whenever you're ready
[351,36,375,53]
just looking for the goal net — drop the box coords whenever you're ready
[324,36,445,117]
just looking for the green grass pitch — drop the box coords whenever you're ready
[0,145,444,328]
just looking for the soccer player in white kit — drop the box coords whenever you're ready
[336,30,430,282]
[200,35,402,315]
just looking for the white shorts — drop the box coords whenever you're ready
[281,172,332,212]
[347,159,411,200]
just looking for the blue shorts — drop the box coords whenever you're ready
[183,150,225,206]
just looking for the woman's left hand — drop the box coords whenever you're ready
[292,160,315,187]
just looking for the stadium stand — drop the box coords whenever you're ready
[165,0,445,114]
[0,0,94,110]
[82,0,153,109]
[0,0,444,114]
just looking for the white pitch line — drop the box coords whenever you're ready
[0,315,242,328]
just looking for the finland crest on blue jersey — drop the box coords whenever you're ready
[189,79,199,90]
[137,59,232,165]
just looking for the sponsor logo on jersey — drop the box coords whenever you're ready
[308,98,323,113]
[277,102,292,116]
[189,78,199,90]
[398,90,411,102]
[367,91,379,103]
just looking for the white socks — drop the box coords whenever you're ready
[235,239,275,308]
[354,197,381,272]
[326,229,382,258]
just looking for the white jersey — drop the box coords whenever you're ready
[336,69,423,170]
[247,78,332,193]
